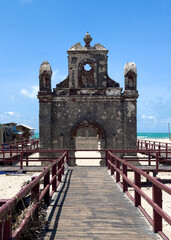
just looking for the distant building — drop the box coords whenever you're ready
[38,33,138,165]
[0,123,35,144]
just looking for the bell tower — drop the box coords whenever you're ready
[39,61,52,92]
[67,32,110,89]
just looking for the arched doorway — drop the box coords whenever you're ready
[75,127,99,150]
[70,120,105,166]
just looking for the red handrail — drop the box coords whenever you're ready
[1,139,39,151]
[107,150,171,239]
[0,151,67,240]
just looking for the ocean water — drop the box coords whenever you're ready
[34,132,39,139]
[34,132,170,139]
[137,133,170,139]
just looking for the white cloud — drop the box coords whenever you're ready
[5,112,15,116]
[141,115,156,120]
[0,112,20,123]
[20,86,38,99]
[0,112,38,129]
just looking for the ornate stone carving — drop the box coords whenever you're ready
[83,32,92,47]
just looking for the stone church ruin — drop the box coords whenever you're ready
[38,33,138,165]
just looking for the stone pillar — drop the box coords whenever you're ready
[123,96,137,150]
[69,138,76,166]
[39,101,52,150]
[123,62,138,152]
[38,61,53,165]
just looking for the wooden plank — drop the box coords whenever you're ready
[42,167,161,240]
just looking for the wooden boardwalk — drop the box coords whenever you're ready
[42,167,160,240]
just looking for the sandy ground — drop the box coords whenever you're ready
[0,153,41,199]
[0,139,170,238]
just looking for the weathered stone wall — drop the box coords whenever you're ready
[50,95,124,151]
[39,101,52,149]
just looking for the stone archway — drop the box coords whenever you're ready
[70,120,106,166]
[71,120,105,138]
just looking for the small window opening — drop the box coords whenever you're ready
[84,64,92,71]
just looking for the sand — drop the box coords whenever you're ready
[0,173,37,199]
[0,138,170,238]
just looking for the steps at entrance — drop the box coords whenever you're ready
[43,167,160,240]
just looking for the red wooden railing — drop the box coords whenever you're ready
[0,149,170,239]
[0,151,67,240]
[0,139,39,162]
[137,139,171,160]
[1,138,39,151]
[107,150,171,240]
[137,139,171,150]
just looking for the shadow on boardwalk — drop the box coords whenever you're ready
[40,167,161,240]
[40,170,73,240]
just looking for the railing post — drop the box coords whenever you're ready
[31,176,40,218]
[20,152,23,170]
[105,150,108,167]
[148,151,151,166]
[111,155,114,175]
[154,142,156,150]
[31,176,39,201]
[52,163,57,192]
[66,150,69,165]
[116,159,120,183]
[152,180,162,232]
[108,152,110,170]
[134,171,141,207]
[10,144,12,157]
[166,143,168,160]
[61,156,64,176]
[158,143,161,157]
[0,209,12,240]
[44,169,50,205]
[26,152,29,167]
[123,164,128,192]
[156,152,159,172]
[22,140,24,150]
[137,140,139,149]
[58,160,62,182]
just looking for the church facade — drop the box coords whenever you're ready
[37,33,138,165]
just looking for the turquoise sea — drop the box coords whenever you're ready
[137,133,170,139]
[34,132,170,139]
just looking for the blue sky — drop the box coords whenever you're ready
[0,0,171,132]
